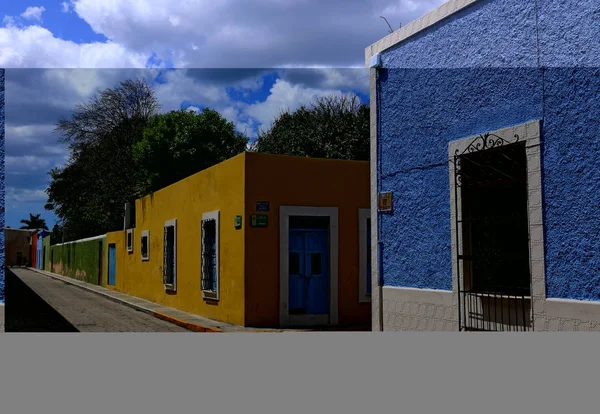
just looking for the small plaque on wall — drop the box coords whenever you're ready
[251,214,268,227]
[378,192,393,212]
[234,215,243,229]
[256,201,270,212]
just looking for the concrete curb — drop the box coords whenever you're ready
[27,268,222,333]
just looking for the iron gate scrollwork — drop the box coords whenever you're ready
[453,132,533,331]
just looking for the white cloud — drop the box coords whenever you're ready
[3,16,17,27]
[0,0,446,69]
[6,187,49,203]
[20,6,46,22]
[244,78,357,129]
[0,25,148,68]
[66,0,446,68]
[153,70,228,112]
[6,156,53,173]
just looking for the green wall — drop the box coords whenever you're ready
[45,236,107,285]
[42,236,51,271]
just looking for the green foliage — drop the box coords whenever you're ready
[133,108,248,196]
[46,78,161,241]
[19,213,48,230]
[250,94,370,161]
[45,79,249,242]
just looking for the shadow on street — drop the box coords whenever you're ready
[5,268,79,332]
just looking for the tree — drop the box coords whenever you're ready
[49,223,63,246]
[46,78,161,241]
[19,213,48,230]
[133,108,249,196]
[250,94,370,161]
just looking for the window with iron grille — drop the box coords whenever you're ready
[127,229,133,253]
[201,211,219,301]
[163,220,177,291]
[452,133,533,332]
[141,230,149,261]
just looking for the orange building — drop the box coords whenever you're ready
[106,152,371,328]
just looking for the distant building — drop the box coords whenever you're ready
[366,0,600,331]
[35,230,50,270]
[4,228,36,267]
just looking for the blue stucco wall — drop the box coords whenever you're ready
[377,0,600,301]
[542,67,600,300]
[1,68,5,303]
[381,0,538,68]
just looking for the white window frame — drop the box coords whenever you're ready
[141,230,150,261]
[358,208,372,303]
[126,228,134,253]
[201,210,220,301]
[164,219,177,292]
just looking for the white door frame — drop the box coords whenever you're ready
[279,206,339,327]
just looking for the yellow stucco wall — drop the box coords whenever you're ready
[243,152,371,327]
[105,153,246,326]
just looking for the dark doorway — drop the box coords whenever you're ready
[98,241,103,285]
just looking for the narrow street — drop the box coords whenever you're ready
[5,268,189,332]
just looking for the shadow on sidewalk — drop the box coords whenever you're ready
[4,268,79,332]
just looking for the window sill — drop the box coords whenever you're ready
[141,256,149,262]
[164,284,176,292]
[202,290,219,301]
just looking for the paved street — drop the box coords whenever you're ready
[5,268,189,332]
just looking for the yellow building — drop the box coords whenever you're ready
[105,152,371,328]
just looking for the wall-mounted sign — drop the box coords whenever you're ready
[234,215,243,229]
[251,214,268,227]
[378,192,393,212]
[256,201,270,212]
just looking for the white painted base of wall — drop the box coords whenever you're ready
[378,287,457,331]
[377,287,600,332]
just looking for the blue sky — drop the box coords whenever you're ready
[1,1,444,230]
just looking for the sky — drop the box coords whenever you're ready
[1,0,446,230]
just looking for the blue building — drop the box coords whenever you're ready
[366,0,600,331]
[36,230,50,270]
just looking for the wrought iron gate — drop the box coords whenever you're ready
[453,133,532,331]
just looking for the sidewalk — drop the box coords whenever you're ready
[26,268,369,333]
[0,304,4,333]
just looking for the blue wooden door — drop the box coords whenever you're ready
[108,245,116,286]
[289,229,329,315]
[304,230,329,314]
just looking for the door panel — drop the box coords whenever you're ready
[305,230,329,315]
[288,228,329,316]
[288,230,306,313]
[108,245,116,286]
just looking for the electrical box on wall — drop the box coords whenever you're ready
[251,214,268,228]
[378,192,393,212]
[369,53,382,69]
